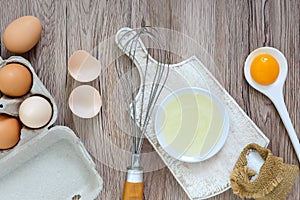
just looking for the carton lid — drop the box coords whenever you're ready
[0,126,103,200]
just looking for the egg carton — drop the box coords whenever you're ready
[0,56,103,200]
[0,56,58,155]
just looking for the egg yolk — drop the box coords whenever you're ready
[250,54,280,85]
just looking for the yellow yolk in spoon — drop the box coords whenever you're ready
[250,54,280,85]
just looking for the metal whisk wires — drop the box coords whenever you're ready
[115,27,169,200]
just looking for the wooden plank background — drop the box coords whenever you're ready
[0,0,299,199]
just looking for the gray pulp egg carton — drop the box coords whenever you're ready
[0,56,103,200]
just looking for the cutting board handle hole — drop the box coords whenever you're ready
[146,48,182,65]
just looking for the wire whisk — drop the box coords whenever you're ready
[115,27,169,200]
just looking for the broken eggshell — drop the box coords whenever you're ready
[68,50,101,82]
[68,85,102,119]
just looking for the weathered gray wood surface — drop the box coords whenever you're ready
[0,0,299,199]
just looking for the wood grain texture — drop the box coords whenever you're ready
[0,0,299,199]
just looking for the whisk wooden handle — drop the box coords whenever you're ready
[122,181,144,200]
[122,168,144,200]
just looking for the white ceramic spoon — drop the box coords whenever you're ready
[244,47,300,162]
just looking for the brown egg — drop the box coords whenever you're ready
[3,16,42,53]
[0,63,33,97]
[0,115,21,150]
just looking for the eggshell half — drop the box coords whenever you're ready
[68,50,101,82]
[3,16,42,54]
[68,85,102,118]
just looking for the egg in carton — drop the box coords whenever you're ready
[0,56,103,200]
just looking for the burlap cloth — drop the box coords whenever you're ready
[230,143,299,200]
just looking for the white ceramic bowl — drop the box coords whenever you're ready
[155,87,229,163]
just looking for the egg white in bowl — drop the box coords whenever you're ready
[155,87,229,163]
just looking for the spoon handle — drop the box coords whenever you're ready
[270,93,300,162]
